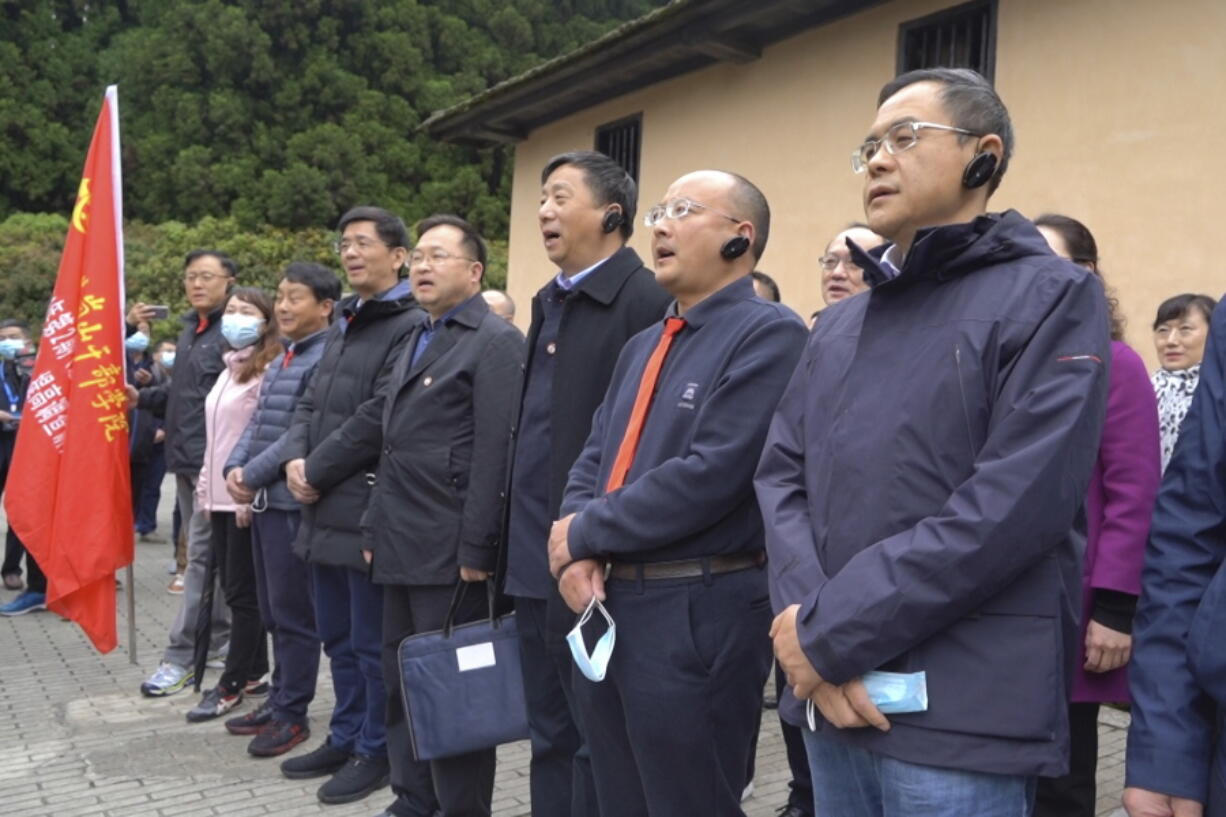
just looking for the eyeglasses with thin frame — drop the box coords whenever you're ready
[818,254,861,273]
[851,121,980,173]
[333,236,391,255]
[408,249,476,268]
[643,198,742,227]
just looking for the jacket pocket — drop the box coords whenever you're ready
[1188,564,1226,706]
[895,612,1060,741]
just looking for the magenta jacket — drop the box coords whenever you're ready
[197,347,264,513]
[1072,341,1161,702]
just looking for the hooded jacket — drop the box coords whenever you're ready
[283,280,423,570]
[756,210,1110,777]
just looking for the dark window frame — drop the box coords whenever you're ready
[896,0,998,82]
[594,113,643,185]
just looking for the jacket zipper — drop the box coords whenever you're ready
[954,345,976,453]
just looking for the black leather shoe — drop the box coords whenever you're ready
[280,737,350,779]
[317,754,390,804]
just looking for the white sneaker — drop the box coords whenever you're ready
[140,662,194,697]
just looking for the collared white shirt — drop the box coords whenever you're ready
[879,244,904,280]
[555,253,615,292]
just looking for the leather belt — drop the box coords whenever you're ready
[607,551,765,581]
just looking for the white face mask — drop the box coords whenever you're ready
[566,597,616,682]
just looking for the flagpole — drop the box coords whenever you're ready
[108,85,137,665]
[126,562,137,664]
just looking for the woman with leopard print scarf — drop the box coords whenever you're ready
[1151,293,1217,472]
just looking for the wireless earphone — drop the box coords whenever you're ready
[601,207,623,234]
[720,235,751,260]
[962,152,999,190]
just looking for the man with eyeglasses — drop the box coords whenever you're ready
[131,250,237,697]
[759,68,1110,816]
[547,169,805,816]
[504,149,669,817]
[279,206,423,806]
[818,223,884,306]
[335,214,524,817]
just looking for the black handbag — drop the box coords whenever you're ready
[396,580,529,761]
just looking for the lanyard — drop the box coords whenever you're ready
[2,374,18,414]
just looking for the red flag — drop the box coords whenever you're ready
[4,86,132,652]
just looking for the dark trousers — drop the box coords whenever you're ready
[135,444,166,534]
[1034,702,1099,817]
[312,562,386,758]
[514,592,600,817]
[575,567,774,817]
[381,582,497,817]
[777,662,816,814]
[251,509,318,725]
[211,512,269,692]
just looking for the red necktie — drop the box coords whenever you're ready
[605,317,686,492]
[282,348,294,369]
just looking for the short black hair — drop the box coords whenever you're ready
[750,271,780,302]
[724,171,771,261]
[416,213,488,274]
[282,262,342,304]
[184,249,238,279]
[877,67,1014,195]
[0,319,31,338]
[1154,293,1217,330]
[337,206,410,250]
[541,150,637,241]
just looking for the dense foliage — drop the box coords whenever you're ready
[1,0,661,327]
[0,212,508,339]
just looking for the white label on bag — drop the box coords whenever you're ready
[456,642,496,672]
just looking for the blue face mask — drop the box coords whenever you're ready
[221,313,264,349]
[0,339,25,360]
[566,597,616,682]
[805,670,928,730]
[160,351,176,368]
[124,332,150,352]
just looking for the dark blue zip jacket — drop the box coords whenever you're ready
[224,329,328,512]
[756,210,1110,777]
[1126,296,1226,804]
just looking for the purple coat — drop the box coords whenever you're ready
[1072,341,1161,702]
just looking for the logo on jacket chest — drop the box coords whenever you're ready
[677,381,700,410]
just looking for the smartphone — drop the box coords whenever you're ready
[148,305,171,320]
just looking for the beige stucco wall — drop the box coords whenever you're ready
[505,0,1225,368]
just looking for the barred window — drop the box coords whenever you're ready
[595,114,642,184]
[898,0,997,81]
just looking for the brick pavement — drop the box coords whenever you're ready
[0,483,1129,816]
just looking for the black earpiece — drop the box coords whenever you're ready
[962,152,998,189]
[601,207,623,234]
[720,235,751,260]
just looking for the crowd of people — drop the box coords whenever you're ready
[2,66,1226,817]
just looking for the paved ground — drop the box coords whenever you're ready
[0,481,1129,816]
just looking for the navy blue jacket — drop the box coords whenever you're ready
[503,246,670,598]
[756,211,1110,777]
[225,329,329,512]
[1126,297,1226,803]
[562,276,806,563]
